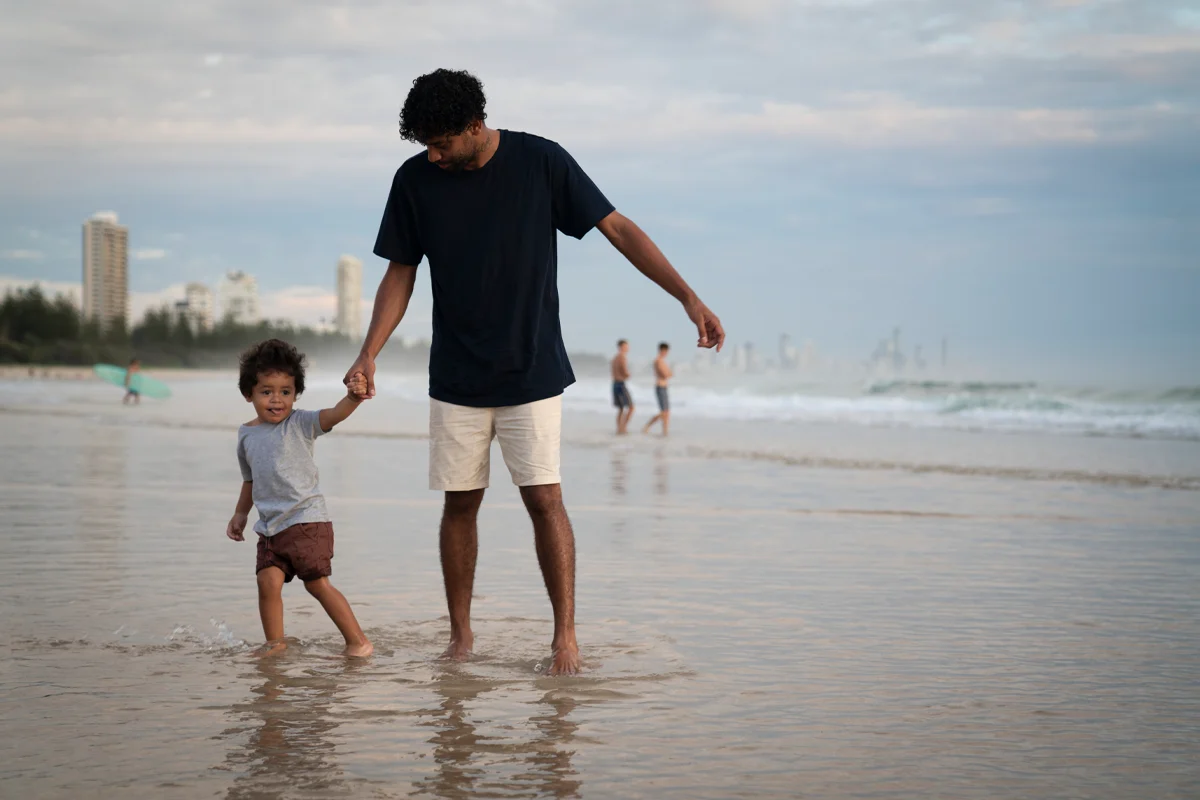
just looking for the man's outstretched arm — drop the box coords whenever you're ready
[596,211,725,351]
[344,262,418,398]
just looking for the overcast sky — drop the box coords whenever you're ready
[2,0,1197,382]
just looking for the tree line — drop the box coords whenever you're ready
[0,286,414,368]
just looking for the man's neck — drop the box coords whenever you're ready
[471,127,501,170]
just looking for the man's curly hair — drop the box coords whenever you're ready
[238,339,306,398]
[399,69,487,143]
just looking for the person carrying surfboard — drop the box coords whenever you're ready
[123,358,141,405]
[226,338,374,658]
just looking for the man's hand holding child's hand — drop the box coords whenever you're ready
[227,513,248,542]
[346,372,368,401]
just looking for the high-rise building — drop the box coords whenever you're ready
[219,271,260,325]
[779,333,796,369]
[336,255,363,339]
[175,282,214,333]
[81,212,129,331]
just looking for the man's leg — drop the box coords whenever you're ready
[440,489,485,660]
[619,403,634,435]
[495,395,579,675]
[519,483,580,675]
[429,398,494,661]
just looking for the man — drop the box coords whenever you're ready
[610,339,634,435]
[642,342,673,436]
[345,69,724,675]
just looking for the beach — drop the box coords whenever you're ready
[2,370,1199,798]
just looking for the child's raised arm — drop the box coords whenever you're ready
[227,481,253,541]
[318,373,368,432]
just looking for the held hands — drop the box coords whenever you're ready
[345,371,368,402]
[226,512,248,542]
[344,354,376,400]
[684,295,725,351]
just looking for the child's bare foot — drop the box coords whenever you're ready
[440,633,473,662]
[255,639,288,658]
[343,639,374,658]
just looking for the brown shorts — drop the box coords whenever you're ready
[256,521,334,583]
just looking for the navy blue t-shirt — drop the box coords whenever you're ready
[374,130,614,407]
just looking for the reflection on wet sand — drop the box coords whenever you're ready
[221,658,356,800]
[653,447,669,497]
[413,667,583,799]
[609,448,628,498]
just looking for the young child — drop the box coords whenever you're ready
[226,338,373,657]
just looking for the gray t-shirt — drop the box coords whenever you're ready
[237,408,330,537]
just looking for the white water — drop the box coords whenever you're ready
[543,376,1200,441]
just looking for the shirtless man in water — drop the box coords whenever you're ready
[611,340,634,435]
[642,342,672,436]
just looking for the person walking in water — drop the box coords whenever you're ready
[123,358,141,405]
[643,342,672,436]
[345,69,724,675]
[611,339,634,435]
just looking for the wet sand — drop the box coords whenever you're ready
[2,378,1199,798]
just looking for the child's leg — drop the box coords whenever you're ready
[304,577,373,657]
[257,566,286,647]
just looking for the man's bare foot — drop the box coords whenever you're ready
[547,644,581,676]
[255,640,287,658]
[343,639,374,658]
[440,633,473,662]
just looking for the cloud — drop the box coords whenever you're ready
[133,248,168,260]
[0,0,1196,169]
[2,249,44,260]
[259,285,430,330]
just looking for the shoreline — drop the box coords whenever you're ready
[0,365,229,381]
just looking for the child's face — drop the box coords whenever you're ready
[247,371,297,424]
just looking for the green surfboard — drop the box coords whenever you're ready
[93,363,172,400]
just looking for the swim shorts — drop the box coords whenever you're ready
[612,381,633,409]
[256,521,334,582]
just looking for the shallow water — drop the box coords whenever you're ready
[3,380,1200,798]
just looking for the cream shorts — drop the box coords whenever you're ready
[429,395,562,491]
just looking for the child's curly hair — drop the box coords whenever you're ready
[238,339,306,398]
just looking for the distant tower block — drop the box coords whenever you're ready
[180,282,214,332]
[219,271,260,325]
[941,337,948,368]
[336,255,363,339]
[82,211,129,331]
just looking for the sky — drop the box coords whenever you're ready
[1,0,1197,384]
